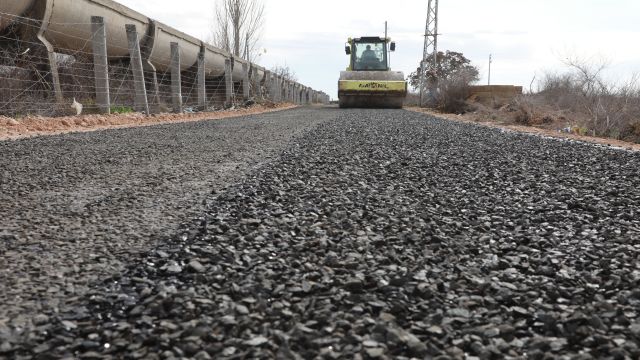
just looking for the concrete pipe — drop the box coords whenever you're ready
[147,20,200,72]
[1,0,268,82]
[232,57,249,80]
[254,65,266,84]
[0,0,37,32]
[43,0,149,57]
[1,0,316,105]
[202,43,229,78]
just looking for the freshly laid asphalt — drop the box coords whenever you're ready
[1,107,639,359]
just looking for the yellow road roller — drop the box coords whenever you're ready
[338,36,407,108]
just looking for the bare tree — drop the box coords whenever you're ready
[271,64,297,82]
[211,0,265,62]
[537,54,640,140]
[562,55,610,97]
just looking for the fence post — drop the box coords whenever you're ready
[268,74,274,101]
[289,82,293,103]
[272,75,279,102]
[264,71,271,100]
[281,79,286,102]
[170,42,182,113]
[125,24,149,114]
[91,16,110,114]
[242,63,250,100]
[225,58,233,106]
[281,78,286,103]
[284,80,289,102]
[276,76,284,102]
[255,70,263,99]
[197,50,206,110]
[292,83,297,103]
[293,84,297,104]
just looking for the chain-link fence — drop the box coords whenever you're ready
[0,8,329,118]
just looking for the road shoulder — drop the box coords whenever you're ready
[0,104,297,141]
[407,107,640,152]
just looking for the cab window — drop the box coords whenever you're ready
[354,42,387,70]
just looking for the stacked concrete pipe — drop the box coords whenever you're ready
[0,0,321,109]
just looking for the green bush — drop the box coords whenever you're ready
[110,106,134,114]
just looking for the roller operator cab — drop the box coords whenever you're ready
[338,37,407,108]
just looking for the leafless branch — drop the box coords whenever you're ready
[270,64,297,82]
[537,54,640,140]
[210,0,265,62]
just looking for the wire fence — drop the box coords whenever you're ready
[0,12,280,118]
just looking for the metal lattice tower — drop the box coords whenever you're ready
[419,0,439,107]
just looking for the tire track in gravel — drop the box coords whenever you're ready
[0,107,335,330]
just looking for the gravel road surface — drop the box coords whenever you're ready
[2,108,640,359]
[0,107,331,330]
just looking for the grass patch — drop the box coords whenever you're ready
[110,106,134,114]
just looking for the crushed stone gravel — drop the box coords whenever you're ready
[2,108,640,359]
[0,104,296,141]
[0,107,332,332]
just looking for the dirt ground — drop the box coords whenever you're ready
[0,103,297,141]
[3,102,637,152]
[408,107,640,152]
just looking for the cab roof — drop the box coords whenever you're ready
[352,36,390,43]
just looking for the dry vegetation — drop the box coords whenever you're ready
[410,56,640,145]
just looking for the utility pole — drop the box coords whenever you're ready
[385,21,390,67]
[419,0,439,107]
[385,21,388,40]
[488,54,492,86]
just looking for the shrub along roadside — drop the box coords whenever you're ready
[534,57,640,142]
[407,50,479,114]
[409,54,640,144]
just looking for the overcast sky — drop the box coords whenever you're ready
[119,0,640,99]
